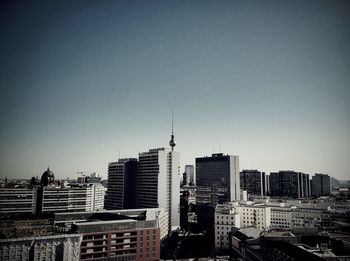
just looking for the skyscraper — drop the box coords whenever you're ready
[269,171,310,198]
[240,169,266,196]
[105,158,138,210]
[104,113,180,233]
[311,173,331,197]
[137,148,180,232]
[196,153,240,206]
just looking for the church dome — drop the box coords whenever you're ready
[41,167,54,186]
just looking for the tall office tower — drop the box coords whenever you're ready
[137,148,180,232]
[196,153,240,206]
[269,171,310,198]
[300,172,310,198]
[240,169,266,196]
[266,174,270,195]
[105,158,138,210]
[185,165,195,185]
[311,173,331,197]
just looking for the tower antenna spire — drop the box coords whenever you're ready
[172,110,174,135]
[169,110,176,151]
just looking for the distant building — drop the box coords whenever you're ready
[137,148,180,232]
[269,171,310,198]
[41,183,106,213]
[240,169,266,196]
[77,172,102,184]
[311,173,331,197]
[105,158,138,210]
[185,165,195,185]
[196,153,240,206]
[291,205,332,231]
[0,187,38,214]
[331,177,340,188]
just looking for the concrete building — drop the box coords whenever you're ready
[235,203,271,231]
[311,173,331,197]
[55,208,166,260]
[42,183,106,213]
[105,158,138,210]
[214,203,240,249]
[0,169,105,215]
[240,169,266,196]
[0,187,38,214]
[196,153,240,206]
[292,205,332,231]
[0,234,82,261]
[270,204,294,230]
[137,148,180,232]
[269,171,310,198]
[214,201,271,250]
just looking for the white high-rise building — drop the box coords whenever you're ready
[137,148,180,233]
[230,156,240,201]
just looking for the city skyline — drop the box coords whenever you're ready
[1,1,350,180]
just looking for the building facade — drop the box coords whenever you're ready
[0,234,82,261]
[269,171,310,198]
[214,202,271,250]
[105,158,138,210]
[137,148,180,232]
[42,184,105,213]
[0,187,38,214]
[55,209,165,260]
[215,203,240,249]
[240,170,266,196]
[196,153,240,206]
[311,173,331,197]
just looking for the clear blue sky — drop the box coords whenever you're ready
[1,0,349,180]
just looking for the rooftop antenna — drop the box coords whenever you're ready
[169,110,176,151]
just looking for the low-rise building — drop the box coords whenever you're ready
[214,202,271,250]
[0,234,82,261]
[215,203,240,249]
[55,209,165,261]
[0,187,38,214]
[42,183,106,213]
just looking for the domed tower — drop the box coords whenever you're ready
[40,167,55,186]
[169,111,176,151]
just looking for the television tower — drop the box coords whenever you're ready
[169,111,176,151]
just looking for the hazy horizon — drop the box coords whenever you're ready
[1,1,349,180]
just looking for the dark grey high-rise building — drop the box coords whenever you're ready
[196,153,240,206]
[240,170,266,196]
[269,171,310,198]
[105,158,138,210]
[311,173,331,197]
